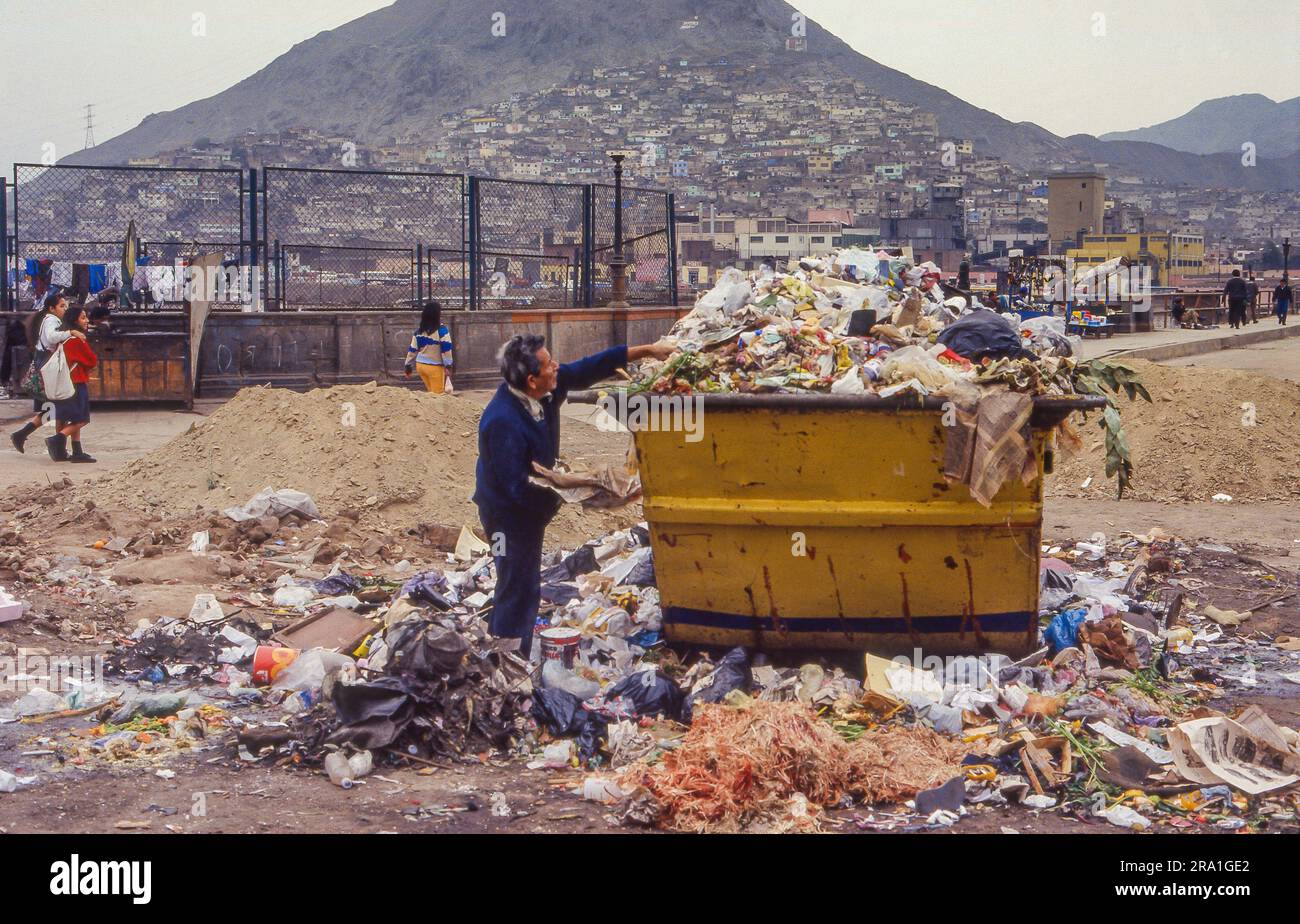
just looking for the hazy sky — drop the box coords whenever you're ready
[2,0,1297,169]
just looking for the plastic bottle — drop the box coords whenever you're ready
[324,749,372,788]
[325,751,355,789]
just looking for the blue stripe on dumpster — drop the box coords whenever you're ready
[663,607,1035,634]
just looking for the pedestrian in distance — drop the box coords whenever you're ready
[48,304,98,463]
[8,291,88,454]
[1246,271,1260,324]
[1275,276,1293,326]
[1223,269,1248,330]
[403,300,454,393]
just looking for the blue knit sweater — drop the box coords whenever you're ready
[473,345,628,528]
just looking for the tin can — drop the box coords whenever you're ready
[538,627,581,669]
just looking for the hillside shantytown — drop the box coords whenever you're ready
[0,0,1298,877]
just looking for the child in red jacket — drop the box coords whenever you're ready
[47,305,98,463]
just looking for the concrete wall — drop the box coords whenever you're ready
[194,306,687,396]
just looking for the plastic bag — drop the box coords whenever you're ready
[1043,607,1089,653]
[830,368,866,394]
[271,649,356,693]
[695,267,752,318]
[831,247,881,283]
[599,669,684,722]
[531,689,607,764]
[40,344,75,401]
[881,345,956,392]
[223,488,321,523]
[683,647,751,721]
[541,659,601,699]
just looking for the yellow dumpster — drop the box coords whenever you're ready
[615,393,1102,658]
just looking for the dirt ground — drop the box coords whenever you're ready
[1161,336,1300,385]
[2,350,1299,835]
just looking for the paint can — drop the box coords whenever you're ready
[538,627,581,669]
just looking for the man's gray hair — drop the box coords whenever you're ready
[498,334,547,389]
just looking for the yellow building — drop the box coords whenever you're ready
[1065,231,1205,285]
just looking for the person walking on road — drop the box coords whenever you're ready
[473,334,673,655]
[1246,271,1260,324]
[1223,270,1248,330]
[49,305,98,463]
[8,291,88,454]
[1275,276,1294,326]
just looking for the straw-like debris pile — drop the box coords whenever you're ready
[620,699,968,833]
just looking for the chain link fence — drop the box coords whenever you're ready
[471,177,586,310]
[261,167,463,310]
[591,183,674,305]
[6,164,674,312]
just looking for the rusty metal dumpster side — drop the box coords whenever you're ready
[632,394,1093,657]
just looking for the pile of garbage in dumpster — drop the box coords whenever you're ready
[636,251,1090,398]
[5,489,1297,834]
[627,251,1150,499]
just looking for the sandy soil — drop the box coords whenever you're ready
[1161,337,1300,385]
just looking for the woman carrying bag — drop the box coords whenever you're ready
[45,306,98,463]
[8,291,87,454]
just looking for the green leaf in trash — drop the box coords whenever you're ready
[1073,360,1150,498]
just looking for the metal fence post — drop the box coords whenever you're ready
[10,167,18,306]
[248,167,259,308]
[1,178,9,311]
[416,242,423,306]
[582,184,593,308]
[667,192,679,307]
[261,169,271,311]
[467,176,479,311]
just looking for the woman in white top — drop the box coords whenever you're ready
[9,291,88,454]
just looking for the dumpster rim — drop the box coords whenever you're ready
[569,389,1106,425]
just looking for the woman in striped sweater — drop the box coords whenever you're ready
[403,301,454,394]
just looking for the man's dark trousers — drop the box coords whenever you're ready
[483,518,546,656]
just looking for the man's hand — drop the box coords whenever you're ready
[628,340,676,363]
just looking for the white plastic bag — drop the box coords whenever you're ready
[695,267,752,318]
[272,649,356,693]
[40,344,75,401]
[223,487,320,523]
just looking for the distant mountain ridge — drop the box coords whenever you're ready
[1100,94,1300,158]
[62,0,1297,191]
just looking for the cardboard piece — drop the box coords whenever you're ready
[275,607,376,654]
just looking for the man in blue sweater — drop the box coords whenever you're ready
[474,334,673,654]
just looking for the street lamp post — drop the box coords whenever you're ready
[608,152,630,310]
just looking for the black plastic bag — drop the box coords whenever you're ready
[531,688,607,763]
[314,572,361,596]
[936,310,1033,362]
[602,668,684,722]
[328,676,417,749]
[682,647,751,722]
[540,581,580,606]
[386,617,470,678]
[561,544,600,577]
[623,552,656,587]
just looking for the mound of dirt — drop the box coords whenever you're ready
[90,383,638,547]
[1048,359,1300,504]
